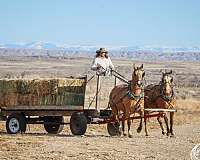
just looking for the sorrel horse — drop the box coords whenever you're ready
[109,64,147,137]
[144,70,176,136]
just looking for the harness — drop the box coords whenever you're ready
[110,81,144,113]
[127,90,144,100]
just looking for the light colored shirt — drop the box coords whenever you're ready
[91,57,114,75]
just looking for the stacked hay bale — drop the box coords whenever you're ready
[0,78,86,108]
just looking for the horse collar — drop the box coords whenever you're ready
[127,90,144,100]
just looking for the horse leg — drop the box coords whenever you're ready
[144,114,148,136]
[127,116,133,138]
[163,114,170,136]
[122,115,127,136]
[170,112,175,137]
[157,116,165,135]
[137,110,143,133]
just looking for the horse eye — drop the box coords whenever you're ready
[170,78,173,83]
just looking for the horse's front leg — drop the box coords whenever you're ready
[137,110,143,133]
[157,115,165,135]
[127,116,133,138]
[144,112,148,136]
[163,113,170,136]
[122,114,127,136]
[170,112,175,137]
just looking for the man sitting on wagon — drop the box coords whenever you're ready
[91,48,114,76]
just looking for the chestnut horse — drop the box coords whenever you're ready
[109,64,147,137]
[144,70,176,136]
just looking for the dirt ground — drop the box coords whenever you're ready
[0,56,199,160]
[0,122,199,160]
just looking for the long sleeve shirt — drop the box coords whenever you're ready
[91,57,115,75]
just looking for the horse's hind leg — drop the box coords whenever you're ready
[163,114,170,136]
[157,116,165,135]
[170,112,175,136]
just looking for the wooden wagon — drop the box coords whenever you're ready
[0,73,176,136]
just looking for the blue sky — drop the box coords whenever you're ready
[0,0,200,46]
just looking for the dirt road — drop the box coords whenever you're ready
[0,123,199,160]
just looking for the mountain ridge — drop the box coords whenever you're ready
[1,42,200,53]
[0,42,200,61]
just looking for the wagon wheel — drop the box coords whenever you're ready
[107,122,121,136]
[70,112,87,135]
[6,113,27,134]
[44,116,64,134]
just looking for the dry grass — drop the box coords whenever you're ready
[0,56,199,160]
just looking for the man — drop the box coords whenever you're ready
[91,48,114,76]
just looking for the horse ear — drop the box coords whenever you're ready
[133,64,136,70]
[142,72,145,77]
[160,69,164,75]
[140,64,143,69]
[170,70,173,74]
[170,77,173,83]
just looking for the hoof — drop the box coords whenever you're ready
[137,127,142,133]
[145,134,149,137]
[170,133,175,137]
[128,134,133,138]
[162,131,166,135]
[123,133,127,137]
[166,132,170,136]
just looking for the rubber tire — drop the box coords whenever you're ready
[107,122,121,136]
[6,113,27,134]
[70,112,87,135]
[44,116,64,134]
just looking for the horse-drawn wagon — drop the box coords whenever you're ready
[0,65,177,137]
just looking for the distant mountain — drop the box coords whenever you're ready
[1,42,200,53]
[0,42,200,61]
[0,42,58,50]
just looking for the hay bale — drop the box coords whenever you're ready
[0,77,86,107]
[0,93,5,108]
[16,80,31,95]
[4,93,18,107]
[0,80,18,93]
[18,94,31,105]
[29,79,58,96]
[29,94,40,106]
[55,92,84,106]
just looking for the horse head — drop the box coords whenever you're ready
[132,64,145,87]
[161,70,174,97]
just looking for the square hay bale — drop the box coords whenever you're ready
[57,79,85,94]
[18,94,31,106]
[0,80,18,93]
[55,92,84,106]
[0,77,86,107]
[0,93,5,108]
[4,93,18,107]
[17,80,31,94]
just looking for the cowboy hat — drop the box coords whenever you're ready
[96,48,108,54]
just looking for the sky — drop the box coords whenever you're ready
[0,0,200,46]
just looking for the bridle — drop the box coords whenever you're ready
[160,76,174,102]
[127,70,145,101]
